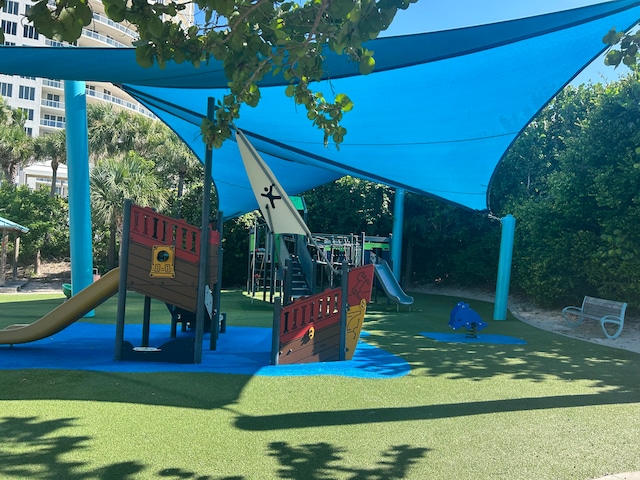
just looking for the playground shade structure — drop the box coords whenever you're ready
[0,2,639,217]
[0,268,120,345]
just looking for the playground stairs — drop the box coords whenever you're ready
[252,256,312,300]
[289,256,312,298]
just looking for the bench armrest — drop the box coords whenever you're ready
[562,306,583,315]
[600,314,625,339]
[562,306,584,327]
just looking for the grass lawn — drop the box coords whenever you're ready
[1,288,639,479]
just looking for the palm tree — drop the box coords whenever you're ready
[33,130,66,197]
[87,103,127,161]
[0,101,32,185]
[87,103,156,162]
[0,97,12,123]
[0,126,32,185]
[151,129,201,218]
[90,151,168,269]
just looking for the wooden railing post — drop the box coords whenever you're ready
[339,260,348,361]
[272,297,281,365]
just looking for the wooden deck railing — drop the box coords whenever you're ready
[279,288,342,344]
[130,205,220,264]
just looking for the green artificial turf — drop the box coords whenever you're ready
[1,289,639,479]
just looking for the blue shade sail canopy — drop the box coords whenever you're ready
[1,1,639,218]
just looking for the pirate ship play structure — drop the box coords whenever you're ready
[271,263,375,365]
[114,200,222,363]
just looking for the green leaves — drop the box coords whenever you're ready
[102,0,125,21]
[602,28,624,46]
[26,0,92,43]
[26,0,413,149]
[605,49,623,67]
[335,93,353,111]
[359,53,376,75]
[134,44,155,69]
[327,0,354,20]
[0,184,70,262]
[603,28,640,70]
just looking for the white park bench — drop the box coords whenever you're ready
[562,296,627,339]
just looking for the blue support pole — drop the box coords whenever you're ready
[64,80,94,316]
[493,214,516,321]
[391,188,405,281]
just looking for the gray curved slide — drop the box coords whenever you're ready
[373,261,414,305]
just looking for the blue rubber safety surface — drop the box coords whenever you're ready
[0,324,410,378]
[420,332,527,345]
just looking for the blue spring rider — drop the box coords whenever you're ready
[449,302,488,338]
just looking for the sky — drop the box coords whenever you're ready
[382,0,606,34]
[381,0,633,84]
[193,1,634,84]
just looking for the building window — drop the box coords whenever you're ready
[2,0,19,14]
[24,127,33,136]
[3,41,16,46]
[18,108,34,121]
[43,113,65,128]
[18,85,35,100]
[1,20,18,36]
[23,24,39,39]
[43,93,61,108]
[0,82,12,97]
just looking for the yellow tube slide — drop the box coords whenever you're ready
[0,268,120,345]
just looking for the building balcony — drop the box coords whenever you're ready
[81,28,127,48]
[44,39,66,48]
[92,13,138,41]
[39,118,65,129]
[42,79,62,89]
[41,98,63,110]
[86,89,156,118]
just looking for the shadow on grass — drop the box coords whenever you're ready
[267,441,429,479]
[0,416,144,479]
[235,389,640,431]
[0,416,428,479]
[362,293,640,391]
[0,370,250,409]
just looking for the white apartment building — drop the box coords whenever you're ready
[1,0,194,195]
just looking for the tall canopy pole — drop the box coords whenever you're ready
[64,80,94,316]
[493,214,516,321]
[193,97,215,363]
[391,188,405,281]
